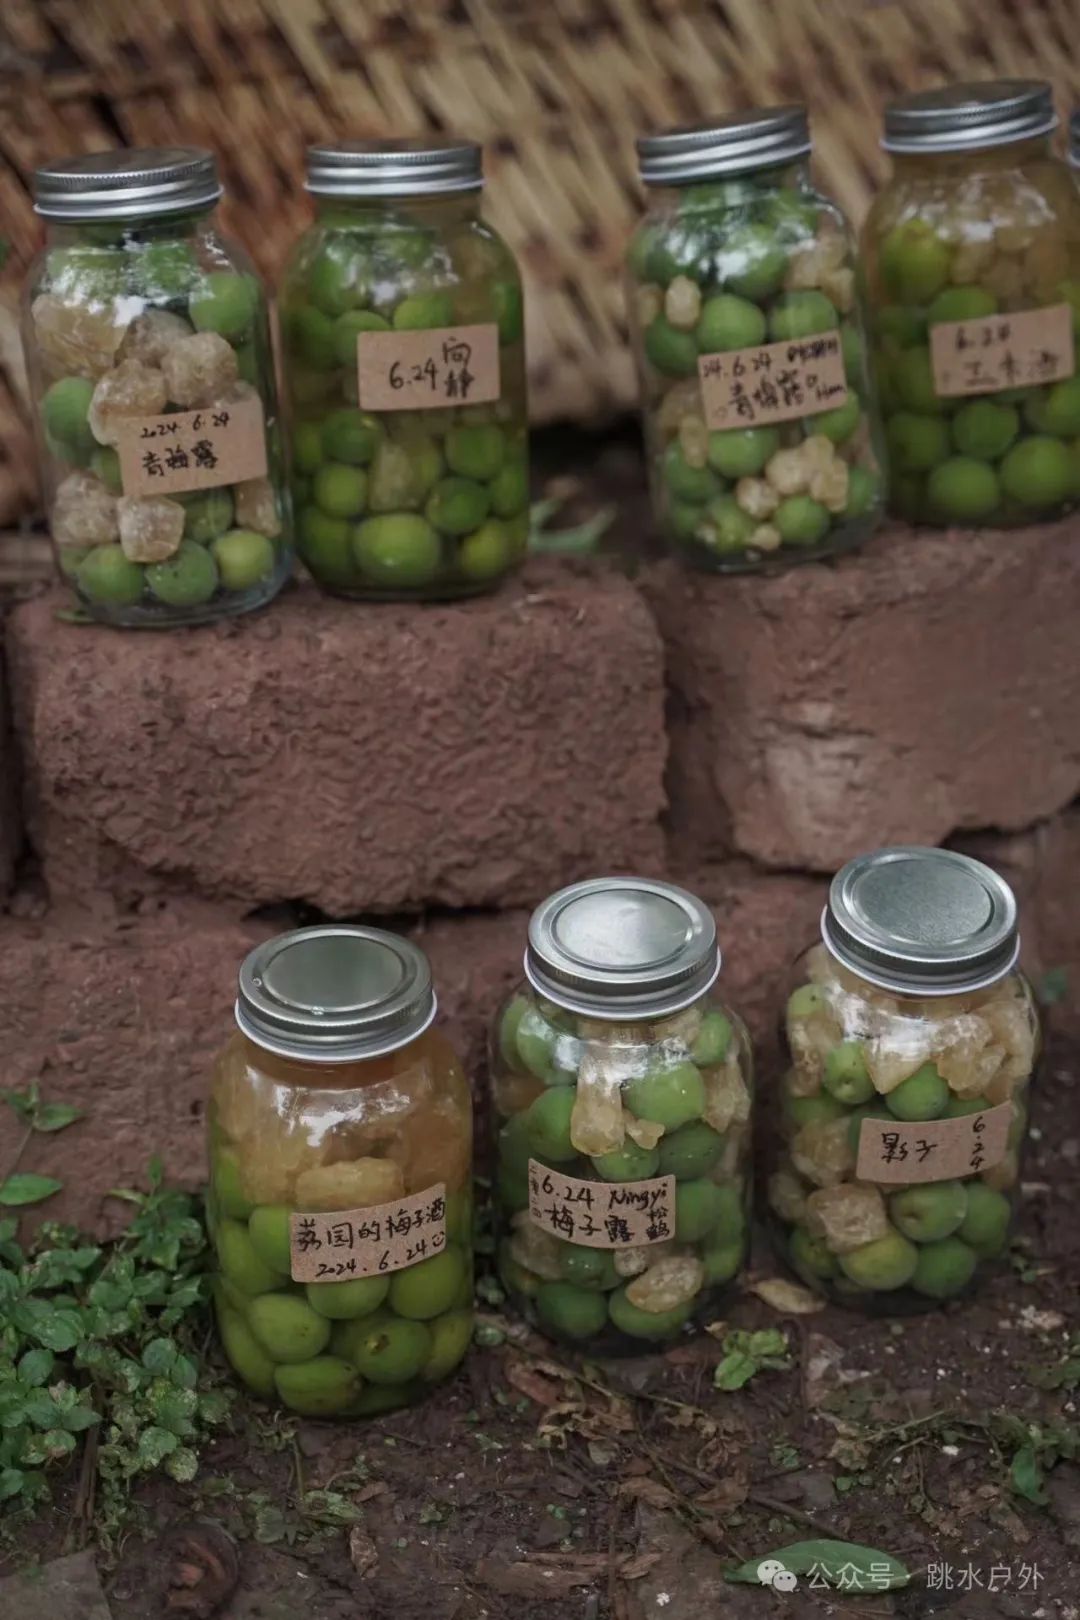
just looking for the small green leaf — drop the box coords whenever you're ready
[41,1428,76,1459]
[17,1349,54,1388]
[1011,1444,1048,1505]
[141,1338,178,1376]
[135,1425,179,1468]
[165,1446,198,1483]
[728,1539,910,1590]
[715,1350,757,1391]
[0,1175,63,1208]
[253,1501,288,1543]
[32,1103,82,1134]
[0,1467,24,1500]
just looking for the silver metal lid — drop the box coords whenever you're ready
[33,147,222,221]
[883,80,1057,155]
[235,926,436,1062]
[822,846,1020,996]
[525,877,721,1018]
[637,106,811,186]
[306,139,483,198]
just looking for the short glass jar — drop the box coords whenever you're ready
[23,148,291,626]
[626,106,884,572]
[766,847,1039,1312]
[208,926,473,1417]
[862,81,1080,528]
[491,878,753,1351]
[280,139,529,600]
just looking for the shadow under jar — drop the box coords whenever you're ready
[492,878,753,1352]
[281,139,529,600]
[766,847,1039,1313]
[862,80,1080,528]
[208,927,474,1418]
[626,106,884,572]
[23,147,292,626]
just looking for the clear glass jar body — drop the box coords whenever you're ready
[208,1028,473,1417]
[766,944,1040,1312]
[491,986,753,1351]
[861,137,1080,527]
[22,209,292,626]
[280,194,528,600]
[625,163,884,571]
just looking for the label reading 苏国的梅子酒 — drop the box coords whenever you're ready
[288,1182,447,1283]
[115,394,268,498]
[696,332,848,431]
[855,1103,1012,1186]
[356,323,501,412]
[527,1158,675,1248]
[929,304,1075,397]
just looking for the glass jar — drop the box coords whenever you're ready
[491,878,753,1351]
[862,81,1080,528]
[208,926,473,1417]
[280,140,528,600]
[626,107,884,572]
[766,847,1039,1312]
[23,148,292,627]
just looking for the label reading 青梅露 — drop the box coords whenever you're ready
[697,332,848,431]
[288,1182,447,1283]
[929,304,1075,398]
[356,323,501,412]
[527,1158,675,1249]
[854,1103,1011,1186]
[115,395,268,498]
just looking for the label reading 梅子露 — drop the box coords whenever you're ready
[115,395,268,498]
[288,1182,447,1283]
[929,304,1075,397]
[527,1158,675,1248]
[357,323,500,411]
[697,332,848,431]
[855,1103,1011,1186]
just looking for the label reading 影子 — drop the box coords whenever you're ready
[527,1159,675,1249]
[929,304,1075,397]
[697,332,848,431]
[855,1104,1011,1186]
[288,1182,447,1283]
[356,323,501,412]
[115,395,268,498]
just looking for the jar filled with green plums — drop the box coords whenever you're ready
[491,878,753,1351]
[281,139,528,599]
[208,926,474,1417]
[626,106,884,571]
[862,81,1080,527]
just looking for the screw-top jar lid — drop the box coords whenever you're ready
[637,106,811,186]
[235,926,436,1062]
[306,138,483,198]
[32,146,222,221]
[525,877,721,1018]
[822,846,1020,996]
[882,80,1057,155]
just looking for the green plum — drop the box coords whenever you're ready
[535,1281,607,1341]
[886,1063,949,1121]
[656,1120,724,1180]
[389,1247,467,1319]
[247,1205,292,1274]
[823,1041,874,1105]
[306,1274,390,1320]
[839,1230,919,1290]
[889,1180,968,1243]
[910,1236,977,1299]
[592,1139,660,1182]
[674,1177,727,1241]
[957,1183,1011,1258]
[335,1311,431,1383]
[247,1294,332,1363]
[526,1088,577,1162]
[275,1356,362,1416]
[421,1309,473,1380]
[624,1060,706,1129]
[608,1285,691,1341]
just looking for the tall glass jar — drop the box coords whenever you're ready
[280,140,528,600]
[23,148,292,626]
[766,848,1039,1312]
[208,927,473,1417]
[491,878,753,1352]
[626,107,884,572]
[862,82,1080,528]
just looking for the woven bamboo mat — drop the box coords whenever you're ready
[0,0,1077,542]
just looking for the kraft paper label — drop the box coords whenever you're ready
[357,322,500,411]
[116,395,267,497]
[697,332,848,430]
[929,303,1075,397]
[288,1182,447,1283]
[528,1158,675,1248]
[855,1103,1011,1185]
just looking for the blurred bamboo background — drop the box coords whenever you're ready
[0,0,1078,541]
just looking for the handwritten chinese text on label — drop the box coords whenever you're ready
[929,304,1075,397]
[697,332,848,431]
[288,1182,447,1283]
[855,1103,1011,1186]
[116,395,268,498]
[527,1158,675,1248]
[357,323,500,412]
